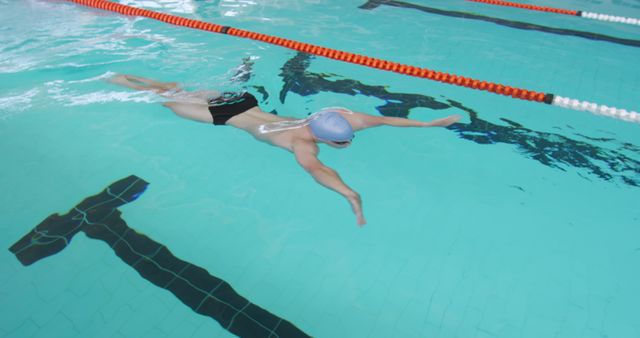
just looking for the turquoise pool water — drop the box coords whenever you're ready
[1,0,639,337]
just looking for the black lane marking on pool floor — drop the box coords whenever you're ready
[278,52,640,187]
[359,0,640,48]
[9,175,310,338]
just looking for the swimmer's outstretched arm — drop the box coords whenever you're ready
[337,109,461,131]
[293,143,366,227]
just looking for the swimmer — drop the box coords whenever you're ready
[108,74,461,226]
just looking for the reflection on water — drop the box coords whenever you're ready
[277,53,640,187]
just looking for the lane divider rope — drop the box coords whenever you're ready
[65,0,639,124]
[467,0,640,26]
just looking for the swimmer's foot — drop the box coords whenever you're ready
[106,74,149,91]
[106,74,178,94]
[423,114,461,127]
[106,74,129,86]
[123,74,179,91]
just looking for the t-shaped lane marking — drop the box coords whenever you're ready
[9,175,309,338]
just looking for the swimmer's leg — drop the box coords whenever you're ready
[108,74,215,104]
[162,102,213,123]
[189,90,222,101]
[122,74,179,91]
[108,74,179,94]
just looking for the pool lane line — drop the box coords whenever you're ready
[467,0,640,26]
[360,0,640,48]
[64,0,639,124]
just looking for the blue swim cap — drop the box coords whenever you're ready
[309,111,354,142]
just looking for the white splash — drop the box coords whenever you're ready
[0,88,39,120]
[60,90,158,106]
[118,0,198,14]
[45,74,159,107]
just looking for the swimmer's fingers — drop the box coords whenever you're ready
[423,114,461,127]
[356,214,367,227]
[347,193,366,227]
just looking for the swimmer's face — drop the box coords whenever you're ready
[314,134,354,148]
[326,140,352,149]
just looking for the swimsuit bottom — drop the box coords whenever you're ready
[207,92,258,125]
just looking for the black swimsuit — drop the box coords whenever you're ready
[207,92,258,125]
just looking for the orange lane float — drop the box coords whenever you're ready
[65,0,639,124]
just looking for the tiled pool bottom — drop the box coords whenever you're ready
[1,0,640,337]
[9,175,308,337]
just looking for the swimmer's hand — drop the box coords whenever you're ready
[347,192,366,227]
[294,142,366,226]
[421,114,461,127]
